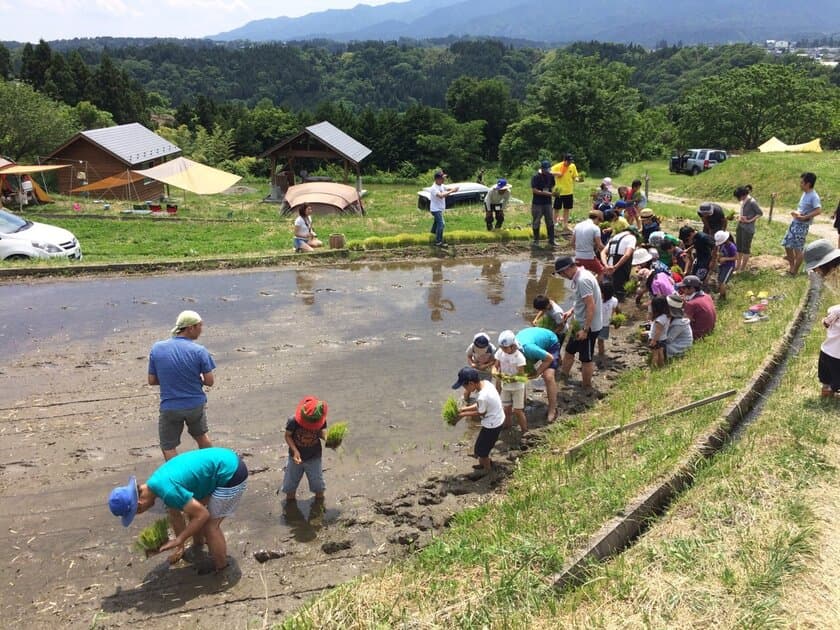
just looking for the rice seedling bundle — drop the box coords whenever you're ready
[325,422,348,448]
[134,517,170,555]
[611,313,627,328]
[537,314,555,330]
[442,396,461,425]
[623,279,638,295]
[500,373,529,383]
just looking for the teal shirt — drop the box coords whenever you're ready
[515,327,560,362]
[147,447,239,510]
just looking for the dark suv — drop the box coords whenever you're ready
[669,149,728,176]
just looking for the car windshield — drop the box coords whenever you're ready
[685,151,698,159]
[0,210,30,234]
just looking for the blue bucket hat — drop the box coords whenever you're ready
[109,475,139,527]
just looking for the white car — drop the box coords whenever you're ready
[417,182,489,210]
[0,209,82,261]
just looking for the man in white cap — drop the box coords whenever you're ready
[148,310,216,461]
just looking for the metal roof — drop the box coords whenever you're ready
[304,121,372,163]
[79,123,181,166]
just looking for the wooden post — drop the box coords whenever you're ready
[644,171,650,202]
[768,192,776,223]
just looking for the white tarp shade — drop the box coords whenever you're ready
[133,157,241,195]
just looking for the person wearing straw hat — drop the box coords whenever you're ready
[804,239,840,278]
[714,230,737,300]
[483,178,512,231]
[282,396,330,503]
[108,447,248,574]
[804,239,840,397]
[148,310,216,461]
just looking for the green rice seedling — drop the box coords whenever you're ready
[134,517,170,555]
[623,279,638,295]
[611,313,627,328]
[442,396,461,425]
[569,318,581,335]
[537,314,555,330]
[325,422,348,448]
[500,374,529,384]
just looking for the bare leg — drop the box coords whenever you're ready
[792,250,805,275]
[162,447,178,461]
[784,247,795,273]
[560,352,574,378]
[478,456,492,471]
[514,409,527,434]
[543,367,558,421]
[580,361,594,388]
[203,517,228,570]
[167,508,187,563]
[502,404,512,429]
[597,338,605,356]
[194,432,212,449]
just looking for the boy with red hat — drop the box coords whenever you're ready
[282,396,330,503]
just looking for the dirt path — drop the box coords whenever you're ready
[0,255,647,628]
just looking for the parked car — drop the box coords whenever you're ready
[669,149,728,176]
[0,209,82,261]
[417,182,489,210]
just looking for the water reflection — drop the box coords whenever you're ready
[294,270,316,306]
[426,262,456,322]
[480,259,504,305]
[282,498,330,543]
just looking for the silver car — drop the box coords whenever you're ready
[0,209,82,261]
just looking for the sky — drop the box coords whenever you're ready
[1,0,399,43]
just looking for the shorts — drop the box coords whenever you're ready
[293,237,309,250]
[208,458,248,518]
[576,257,605,275]
[281,455,326,495]
[474,425,503,458]
[565,329,600,363]
[694,265,709,282]
[598,327,611,341]
[500,385,525,409]
[818,350,840,391]
[781,220,810,250]
[718,265,734,286]
[553,194,574,210]
[538,341,562,370]
[158,405,208,451]
[735,225,755,254]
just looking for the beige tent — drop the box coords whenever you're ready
[758,137,822,153]
[0,162,68,203]
[279,182,365,216]
[132,157,241,195]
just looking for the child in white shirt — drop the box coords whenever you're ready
[494,330,528,435]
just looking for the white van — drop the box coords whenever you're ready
[0,209,82,261]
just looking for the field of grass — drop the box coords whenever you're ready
[11,150,836,265]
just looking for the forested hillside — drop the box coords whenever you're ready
[1,38,839,182]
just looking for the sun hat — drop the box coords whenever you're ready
[109,475,139,527]
[804,239,840,272]
[553,256,575,274]
[676,275,702,289]
[498,330,516,348]
[640,208,654,219]
[714,230,731,246]
[171,310,202,336]
[666,294,685,313]
[472,333,490,348]
[601,177,612,187]
[698,202,716,216]
[452,366,481,389]
[632,248,653,266]
[295,396,328,431]
[540,160,551,171]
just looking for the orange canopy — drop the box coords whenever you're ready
[71,171,146,193]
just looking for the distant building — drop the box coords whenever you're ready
[46,123,181,200]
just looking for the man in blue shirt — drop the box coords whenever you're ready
[781,172,822,276]
[109,447,248,574]
[515,326,562,423]
[148,310,216,461]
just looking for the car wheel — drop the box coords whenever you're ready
[4,254,31,261]
[691,166,700,176]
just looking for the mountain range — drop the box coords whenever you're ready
[211,0,840,46]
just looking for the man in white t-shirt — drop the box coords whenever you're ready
[571,209,605,277]
[451,367,504,476]
[554,257,603,389]
[430,170,458,247]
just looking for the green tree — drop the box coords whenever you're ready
[0,44,11,80]
[19,40,52,90]
[43,53,77,104]
[674,64,839,149]
[446,76,518,161]
[0,80,78,161]
[71,101,115,130]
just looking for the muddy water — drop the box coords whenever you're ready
[0,254,580,627]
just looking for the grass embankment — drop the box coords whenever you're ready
[280,271,811,628]
[13,150,836,266]
[548,278,839,628]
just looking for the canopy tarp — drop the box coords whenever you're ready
[280,182,365,216]
[758,137,823,153]
[0,163,69,175]
[71,170,145,193]
[133,157,241,195]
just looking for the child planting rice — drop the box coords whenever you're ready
[451,367,505,476]
[494,330,528,435]
[281,396,329,503]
